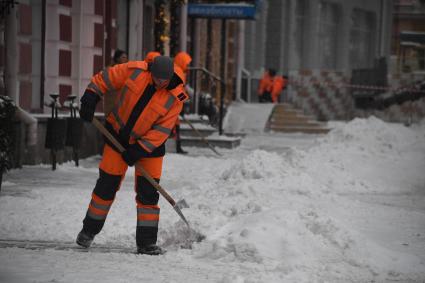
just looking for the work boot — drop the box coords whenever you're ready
[76,229,95,248]
[137,244,166,255]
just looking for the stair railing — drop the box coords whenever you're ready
[187,67,224,129]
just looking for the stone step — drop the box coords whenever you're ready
[273,109,303,115]
[268,125,330,134]
[273,103,296,109]
[267,103,330,134]
[181,115,210,125]
[270,115,310,123]
[269,120,323,128]
[272,112,314,118]
[179,124,216,137]
[181,135,241,149]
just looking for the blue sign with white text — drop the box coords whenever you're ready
[188,3,257,19]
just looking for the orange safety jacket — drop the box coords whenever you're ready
[173,52,192,126]
[86,61,188,156]
[258,72,274,96]
[271,76,287,103]
[174,52,192,79]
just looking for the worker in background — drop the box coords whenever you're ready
[104,49,130,115]
[258,68,276,103]
[76,56,188,255]
[112,49,129,66]
[271,74,288,103]
[173,51,193,154]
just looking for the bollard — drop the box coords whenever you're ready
[44,93,66,170]
[65,94,83,167]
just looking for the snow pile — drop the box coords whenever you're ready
[221,150,285,180]
[1,117,425,282]
[319,116,419,152]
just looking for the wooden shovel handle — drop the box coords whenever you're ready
[92,118,176,206]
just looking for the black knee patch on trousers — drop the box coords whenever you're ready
[93,169,122,200]
[135,176,160,205]
[83,169,122,235]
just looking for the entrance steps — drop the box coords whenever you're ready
[166,115,241,152]
[267,103,330,134]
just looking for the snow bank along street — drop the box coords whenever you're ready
[1,117,425,282]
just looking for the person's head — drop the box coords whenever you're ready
[268,68,276,77]
[145,51,161,64]
[150,56,174,89]
[174,52,192,73]
[113,49,128,65]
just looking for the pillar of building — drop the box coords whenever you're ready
[128,0,144,60]
[336,3,353,72]
[235,20,245,101]
[5,5,18,102]
[305,0,321,70]
[179,1,188,52]
[286,0,298,73]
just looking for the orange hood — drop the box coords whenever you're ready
[174,52,192,73]
[144,51,161,63]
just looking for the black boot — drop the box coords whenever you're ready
[137,244,166,255]
[176,139,187,154]
[76,229,95,248]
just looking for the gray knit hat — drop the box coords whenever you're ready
[150,56,174,80]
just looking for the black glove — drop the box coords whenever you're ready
[121,142,148,166]
[79,90,100,122]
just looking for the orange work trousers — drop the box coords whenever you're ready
[82,144,163,247]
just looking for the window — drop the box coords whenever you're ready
[19,4,32,35]
[19,43,32,74]
[60,14,72,42]
[59,49,72,77]
[94,23,104,48]
[93,55,104,74]
[59,84,72,106]
[59,0,72,7]
[95,0,104,16]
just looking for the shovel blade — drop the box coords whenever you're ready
[176,199,189,209]
[173,205,190,228]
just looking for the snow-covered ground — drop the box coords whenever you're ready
[1,116,425,282]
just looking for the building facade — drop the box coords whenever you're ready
[0,0,160,113]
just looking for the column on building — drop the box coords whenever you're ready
[243,0,268,101]
[286,0,301,73]
[265,0,285,73]
[128,0,145,59]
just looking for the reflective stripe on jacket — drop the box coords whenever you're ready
[86,61,188,154]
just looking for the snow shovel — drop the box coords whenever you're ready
[180,116,222,156]
[92,117,190,228]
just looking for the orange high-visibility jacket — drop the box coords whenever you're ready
[174,52,192,82]
[258,72,274,96]
[173,52,192,126]
[86,61,187,155]
[271,76,287,103]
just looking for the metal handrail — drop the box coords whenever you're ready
[188,67,223,83]
[187,66,224,116]
[241,68,251,103]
